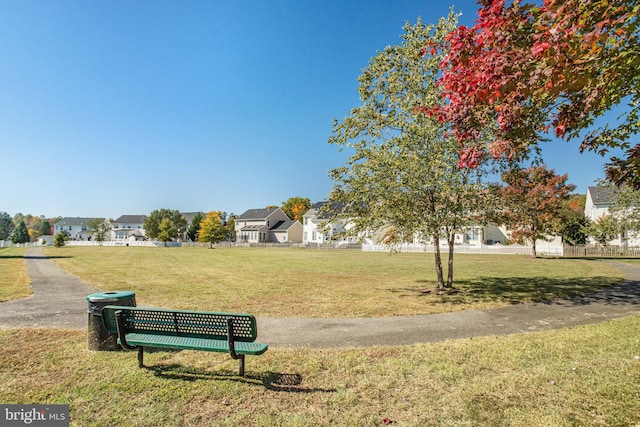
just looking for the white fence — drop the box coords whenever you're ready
[0,240,41,248]
[65,240,183,247]
[1,239,563,256]
[362,242,563,256]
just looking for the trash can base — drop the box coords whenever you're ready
[86,291,136,351]
[87,313,120,351]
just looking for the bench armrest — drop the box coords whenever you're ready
[226,318,239,360]
[115,310,139,351]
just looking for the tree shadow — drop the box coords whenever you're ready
[390,275,640,307]
[144,363,335,393]
[0,254,72,259]
[23,255,73,259]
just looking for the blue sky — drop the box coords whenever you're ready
[0,1,624,219]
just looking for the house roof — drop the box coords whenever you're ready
[306,201,345,220]
[54,217,99,226]
[237,207,280,220]
[270,219,299,232]
[181,212,203,224]
[113,215,147,224]
[588,186,616,206]
[302,208,318,218]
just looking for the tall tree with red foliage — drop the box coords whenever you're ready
[431,0,639,187]
[500,165,576,256]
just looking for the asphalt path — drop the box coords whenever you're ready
[1,247,639,349]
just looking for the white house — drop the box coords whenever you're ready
[235,207,302,243]
[585,186,640,246]
[585,186,615,223]
[452,224,508,246]
[302,201,359,245]
[112,215,147,242]
[54,217,99,241]
[303,201,512,247]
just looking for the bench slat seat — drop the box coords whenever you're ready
[122,333,268,355]
[101,305,268,376]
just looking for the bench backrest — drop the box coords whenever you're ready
[101,306,258,342]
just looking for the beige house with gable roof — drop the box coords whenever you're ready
[235,207,302,243]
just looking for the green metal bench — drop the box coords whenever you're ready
[101,306,268,376]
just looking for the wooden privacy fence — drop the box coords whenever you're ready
[563,245,640,258]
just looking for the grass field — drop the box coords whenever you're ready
[39,246,623,317]
[0,247,30,302]
[2,245,637,425]
[1,317,639,426]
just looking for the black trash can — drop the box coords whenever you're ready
[86,291,136,351]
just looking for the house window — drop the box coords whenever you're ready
[465,229,479,241]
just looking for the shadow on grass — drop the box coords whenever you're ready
[24,255,72,260]
[392,275,640,307]
[144,363,336,393]
[0,254,73,260]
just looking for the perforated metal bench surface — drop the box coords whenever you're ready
[101,305,268,375]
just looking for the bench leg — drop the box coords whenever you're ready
[138,347,144,368]
[238,355,245,377]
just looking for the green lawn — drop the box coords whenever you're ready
[1,246,638,425]
[0,247,30,302]
[1,316,639,426]
[42,246,623,317]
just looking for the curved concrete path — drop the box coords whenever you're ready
[1,247,639,349]
[0,247,99,329]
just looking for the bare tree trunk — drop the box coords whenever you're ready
[446,232,455,288]
[433,234,445,289]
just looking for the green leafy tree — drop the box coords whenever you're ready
[499,166,576,257]
[87,218,112,245]
[0,212,14,240]
[329,13,486,289]
[587,215,620,246]
[144,209,187,241]
[281,197,310,222]
[157,218,177,246]
[53,231,69,248]
[186,212,203,242]
[559,194,589,246]
[38,220,51,236]
[608,185,640,244]
[11,221,29,244]
[225,215,236,241]
[198,211,227,248]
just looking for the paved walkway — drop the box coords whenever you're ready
[1,247,639,349]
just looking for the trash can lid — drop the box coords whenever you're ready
[86,291,136,303]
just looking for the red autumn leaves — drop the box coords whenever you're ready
[417,0,638,186]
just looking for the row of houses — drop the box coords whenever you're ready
[233,186,637,247]
[53,205,516,247]
[50,186,635,248]
[54,215,148,242]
